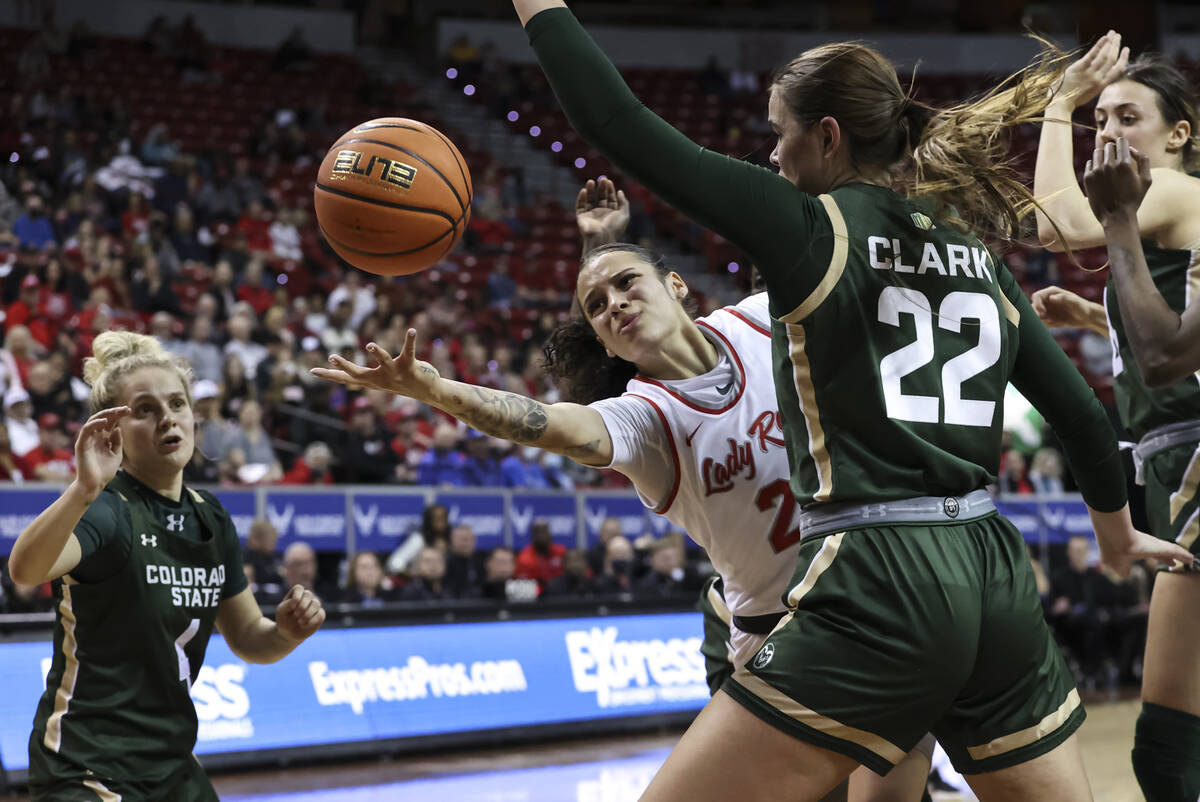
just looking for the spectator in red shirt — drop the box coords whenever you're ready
[5,274,40,334]
[121,191,151,240]
[514,519,565,589]
[236,200,273,253]
[16,413,74,482]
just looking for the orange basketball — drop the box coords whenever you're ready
[314,118,473,276]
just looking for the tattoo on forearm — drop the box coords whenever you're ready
[453,387,550,443]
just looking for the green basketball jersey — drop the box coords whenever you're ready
[1104,240,1200,440]
[29,471,246,785]
[771,184,1055,506]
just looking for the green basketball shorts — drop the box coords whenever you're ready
[1143,439,1200,566]
[697,575,735,695]
[723,514,1084,776]
[28,751,218,802]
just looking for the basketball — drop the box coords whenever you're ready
[314,118,473,276]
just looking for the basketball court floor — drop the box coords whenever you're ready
[0,697,1146,801]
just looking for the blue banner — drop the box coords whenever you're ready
[0,613,708,773]
[995,497,1092,545]
[510,494,577,550]
[582,494,651,547]
[212,489,257,541]
[264,491,347,552]
[351,493,427,554]
[0,489,60,556]
[438,493,506,552]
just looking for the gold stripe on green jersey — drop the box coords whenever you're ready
[730,671,907,765]
[1169,444,1200,524]
[83,779,122,801]
[786,532,845,607]
[45,582,80,753]
[707,582,732,626]
[780,194,849,324]
[1177,508,1200,551]
[1000,293,1020,327]
[785,322,833,500]
[966,688,1081,760]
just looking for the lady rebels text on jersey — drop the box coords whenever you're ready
[591,293,801,669]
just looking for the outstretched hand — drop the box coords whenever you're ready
[1050,29,1129,108]
[1084,137,1152,226]
[275,584,325,642]
[309,329,441,402]
[576,177,630,244]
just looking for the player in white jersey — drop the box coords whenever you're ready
[313,178,932,802]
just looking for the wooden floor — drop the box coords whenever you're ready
[0,697,1149,801]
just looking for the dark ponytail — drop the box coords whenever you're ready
[542,316,639,404]
[540,243,697,405]
[1122,55,1200,170]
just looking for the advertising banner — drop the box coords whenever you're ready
[437,492,506,552]
[263,491,347,552]
[211,489,257,541]
[0,489,60,557]
[351,493,428,555]
[0,613,708,773]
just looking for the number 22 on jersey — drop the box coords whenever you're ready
[877,288,1002,427]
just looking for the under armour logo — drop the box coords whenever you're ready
[752,642,775,669]
[141,534,158,548]
[165,514,185,532]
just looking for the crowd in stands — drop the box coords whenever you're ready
[0,507,706,615]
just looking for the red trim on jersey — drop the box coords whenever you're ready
[629,321,746,415]
[723,307,770,337]
[626,393,682,515]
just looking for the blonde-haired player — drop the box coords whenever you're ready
[10,330,325,801]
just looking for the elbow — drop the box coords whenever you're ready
[1036,223,1067,253]
[7,557,33,587]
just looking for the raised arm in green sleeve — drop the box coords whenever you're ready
[1002,269,1127,511]
[524,8,833,311]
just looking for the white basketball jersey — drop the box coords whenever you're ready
[623,293,801,669]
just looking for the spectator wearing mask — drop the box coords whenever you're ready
[594,535,635,595]
[514,519,565,590]
[444,523,486,598]
[13,196,56,249]
[416,423,468,487]
[636,537,689,599]
[480,546,539,603]
[501,445,550,489]
[341,551,395,607]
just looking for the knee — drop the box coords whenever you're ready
[1133,702,1200,802]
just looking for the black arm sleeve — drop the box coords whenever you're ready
[525,8,833,312]
[1002,270,1127,512]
